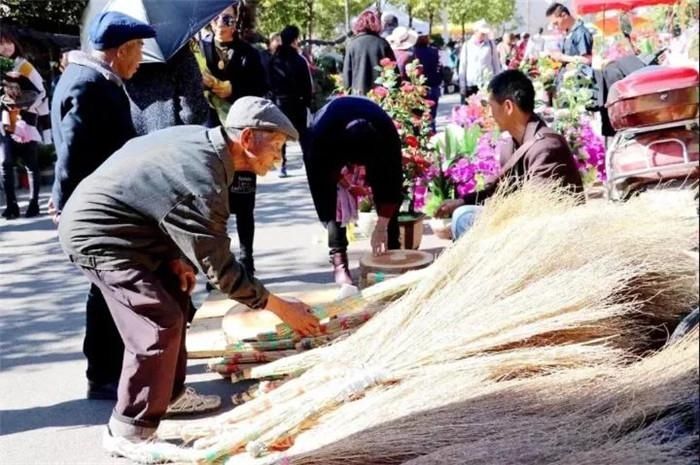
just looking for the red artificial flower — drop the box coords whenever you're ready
[405,134,419,148]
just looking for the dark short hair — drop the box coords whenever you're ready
[280,25,300,46]
[488,69,535,114]
[0,30,24,58]
[383,14,398,27]
[546,3,570,17]
[523,32,531,40]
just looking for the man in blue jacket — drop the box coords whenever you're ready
[49,11,156,400]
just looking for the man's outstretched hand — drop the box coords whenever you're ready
[266,294,321,337]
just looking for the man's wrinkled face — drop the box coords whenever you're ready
[241,130,287,176]
[212,7,236,41]
[113,39,144,80]
[0,39,15,58]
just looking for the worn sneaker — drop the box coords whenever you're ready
[164,387,221,417]
[103,426,166,459]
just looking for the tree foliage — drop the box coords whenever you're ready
[413,0,443,33]
[256,0,369,40]
[1,0,89,34]
[447,0,515,36]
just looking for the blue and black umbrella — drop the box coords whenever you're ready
[82,0,236,63]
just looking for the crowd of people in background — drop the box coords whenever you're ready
[0,4,592,223]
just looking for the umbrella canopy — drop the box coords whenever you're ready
[574,0,677,15]
[82,0,235,63]
[593,13,652,35]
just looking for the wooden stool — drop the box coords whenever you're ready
[359,250,434,289]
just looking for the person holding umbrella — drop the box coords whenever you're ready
[49,11,156,401]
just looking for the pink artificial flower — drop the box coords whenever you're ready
[372,86,388,98]
[401,83,415,93]
[380,57,395,68]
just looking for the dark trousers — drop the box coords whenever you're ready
[79,264,189,429]
[276,100,308,169]
[0,135,39,204]
[84,284,124,385]
[427,85,441,131]
[229,171,257,266]
[327,212,400,254]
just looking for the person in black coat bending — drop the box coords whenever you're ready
[198,4,268,276]
[268,25,312,177]
[303,96,403,284]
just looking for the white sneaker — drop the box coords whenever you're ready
[102,427,150,458]
[164,387,221,417]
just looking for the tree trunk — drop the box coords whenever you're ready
[408,5,413,28]
[306,0,314,45]
[243,0,258,29]
[461,21,465,41]
[428,12,433,35]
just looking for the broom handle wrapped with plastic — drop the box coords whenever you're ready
[274,268,429,338]
[226,339,297,353]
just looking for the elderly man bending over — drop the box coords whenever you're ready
[58,97,321,451]
[437,70,583,239]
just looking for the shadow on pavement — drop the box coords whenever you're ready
[0,398,112,436]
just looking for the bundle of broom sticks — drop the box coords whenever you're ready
[114,183,697,464]
[207,273,428,381]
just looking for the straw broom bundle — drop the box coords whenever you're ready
[402,424,699,465]
[234,188,695,457]
[126,185,697,463]
[284,330,698,465]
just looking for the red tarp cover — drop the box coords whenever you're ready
[574,0,677,14]
[609,66,699,102]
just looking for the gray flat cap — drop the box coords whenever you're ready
[224,96,299,141]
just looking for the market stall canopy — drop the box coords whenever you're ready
[574,0,678,14]
[81,0,235,63]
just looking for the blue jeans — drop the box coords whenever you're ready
[451,205,483,240]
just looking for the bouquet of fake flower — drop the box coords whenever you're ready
[535,55,563,93]
[368,58,436,213]
[553,65,606,185]
[416,124,500,216]
[450,92,496,131]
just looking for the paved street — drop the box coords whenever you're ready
[0,93,458,464]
